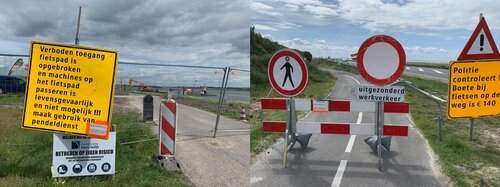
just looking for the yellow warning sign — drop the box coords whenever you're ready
[448,60,500,118]
[21,41,118,139]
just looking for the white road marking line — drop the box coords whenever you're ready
[405,67,410,70]
[331,160,348,187]
[356,112,363,124]
[433,69,444,74]
[331,75,362,187]
[346,75,361,85]
[344,112,362,153]
[250,177,264,183]
[345,136,356,153]
[418,68,424,72]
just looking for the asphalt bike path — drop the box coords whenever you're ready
[115,95,250,186]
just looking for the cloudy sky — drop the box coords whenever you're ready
[0,0,250,87]
[252,0,500,63]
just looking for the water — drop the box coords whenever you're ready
[128,86,250,103]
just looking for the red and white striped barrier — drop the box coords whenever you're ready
[296,122,408,136]
[160,100,177,156]
[263,122,408,136]
[261,98,410,136]
[239,109,247,121]
[261,98,409,113]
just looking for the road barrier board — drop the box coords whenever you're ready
[448,60,500,118]
[22,41,118,139]
[261,98,409,113]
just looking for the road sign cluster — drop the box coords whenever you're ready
[20,41,119,178]
[449,17,500,118]
[264,40,409,170]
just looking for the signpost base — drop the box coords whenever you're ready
[296,134,312,149]
[155,155,182,173]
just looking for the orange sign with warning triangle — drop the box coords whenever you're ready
[457,17,500,61]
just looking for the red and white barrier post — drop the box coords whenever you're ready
[239,108,247,121]
[159,99,177,157]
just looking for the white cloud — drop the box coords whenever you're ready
[253,24,278,31]
[284,4,300,12]
[253,0,500,32]
[276,37,450,61]
[0,0,250,87]
[404,46,448,55]
[252,21,301,33]
[251,1,282,17]
[336,0,500,31]
[262,34,274,40]
[303,5,337,18]
[278,37,357,58]
[252,0,339,26]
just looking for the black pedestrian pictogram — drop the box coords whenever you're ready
[280,56,294,88]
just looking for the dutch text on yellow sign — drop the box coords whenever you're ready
[448,60,500,118]
[21,41,118,139]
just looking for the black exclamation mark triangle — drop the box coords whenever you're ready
[480,34,484,51]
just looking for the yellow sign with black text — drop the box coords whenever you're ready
[21,41,118,139]
[448,60,500,118]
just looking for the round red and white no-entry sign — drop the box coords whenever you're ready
[357,35,406,86]
[268,49,309,97]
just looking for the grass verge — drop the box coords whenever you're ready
[402,76,499,187]
[321,59,499,186]
[0,99,190,186]
[173,95,250,121]
[0,94,24,106]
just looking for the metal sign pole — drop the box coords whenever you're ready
[467,13,482,142]
[438,102,444,141]
[283,97,297,168]
[376,101,384,171]
[283,98,291,168]
[75,7,82,45]
[213,67,228,138]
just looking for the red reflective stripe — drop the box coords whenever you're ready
[321,123,350,134]
[162,117,175,140]
[160,143,173,155]
[383,125,408,136]
[261,98,287,110]
[331,100,350,111]
[384,102,409,113]
[263,121,286,133]
[165,101,176,115]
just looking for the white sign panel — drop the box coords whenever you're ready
[356,85,405,102]
[312,100,329,112]
[52,132,116,177]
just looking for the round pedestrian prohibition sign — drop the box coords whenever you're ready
[267,49,309,97]
[357,35,406,86]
